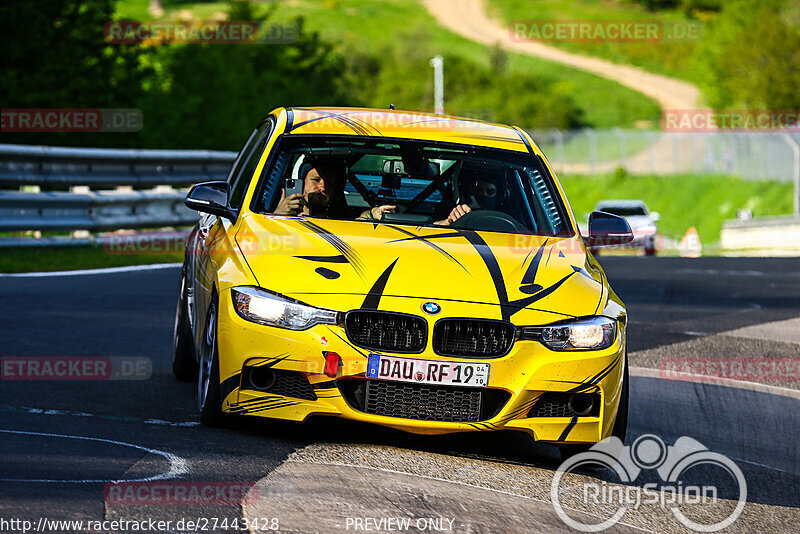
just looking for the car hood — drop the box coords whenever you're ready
[235,214,607,321]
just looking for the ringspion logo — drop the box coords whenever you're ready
[552,435,746,532]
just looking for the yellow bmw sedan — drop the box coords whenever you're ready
[173,107,633,453]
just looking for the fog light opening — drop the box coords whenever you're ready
[248,367,276,391]
[568,393,595,417]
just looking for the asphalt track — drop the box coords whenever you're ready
[0,257,798,533]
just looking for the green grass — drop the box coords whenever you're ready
[559,171,794,244]
[0,245,183,273]
[485,0,705,84]
[113,0,661,128]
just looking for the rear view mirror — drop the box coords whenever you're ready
[650,211,660,222]
[586,211,633,247]
[381,160,440,177]
[185,181,235,222]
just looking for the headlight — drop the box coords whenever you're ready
[231,286,338,330]
[520,316,617,351]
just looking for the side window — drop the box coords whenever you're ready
[229,119,274,211]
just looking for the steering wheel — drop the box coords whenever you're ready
[448,209,528,233]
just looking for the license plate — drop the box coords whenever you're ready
[366,354,489,388]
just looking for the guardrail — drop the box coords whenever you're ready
[0,143,235,187]
[720,215,800,255]
[0,143,237,245]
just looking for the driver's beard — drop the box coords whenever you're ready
[467,194,497,211]
[305,191,330,215]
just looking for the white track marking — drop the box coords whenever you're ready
[2,404,199,427]
[0,263,181,278]
[0,429,187,483]
[279,459,654,533]
[631,366,800,400]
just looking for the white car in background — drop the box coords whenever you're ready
[592,200,659,256]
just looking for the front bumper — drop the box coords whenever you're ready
[215,291,626,444]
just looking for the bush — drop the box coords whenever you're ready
[345,43,584,129]
[0,0,152,147]
[695,0,800,109]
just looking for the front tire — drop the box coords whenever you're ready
[198,295,223,427]
[611,353,629,442]
[172,266,197,382]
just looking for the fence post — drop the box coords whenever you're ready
[585,128,597,175]
[783,134,800,216]
[552,129,564,165]
[615,128,626,169]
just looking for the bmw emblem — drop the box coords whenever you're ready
[422,302,441,315]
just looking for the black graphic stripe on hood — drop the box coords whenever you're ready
[558,416,579,441]
[230,399,300,415]
[249,353,291,369]
[220,373,242,402]
[499,397,541,423]
[361,259,399,309]
[456,230,512,320]
[503,270,578,319]
[386,231,464,243]
[386,225,468,273]
[594,268,607,315]
[326,327,370,358]
[567,353,622,394]
[297,219,365,279]
[519,241,548,294]
[295,254,349,263]
[290,110,381,136]
[571,264,598,282]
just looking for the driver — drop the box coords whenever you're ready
[274,158,345,217]
[435,166,505,226]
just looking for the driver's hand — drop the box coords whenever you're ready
[442,203,471,225]
[274,190,303,215]
[359,205,396,221]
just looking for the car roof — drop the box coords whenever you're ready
[595,200,649,208]
[279,107,534,153]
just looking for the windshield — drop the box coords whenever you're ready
[599,206,647,217]
[254,136,572,236]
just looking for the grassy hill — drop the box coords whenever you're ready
[113,0,661,129]
[485,0,705,83]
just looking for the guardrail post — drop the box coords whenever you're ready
[614,128,626,169]
[783,134,800,216]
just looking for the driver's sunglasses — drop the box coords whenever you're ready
[472,181,498,197]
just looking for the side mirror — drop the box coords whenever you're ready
[650,211,660,222]
[586,211,633,247]
[184,181,235,222]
